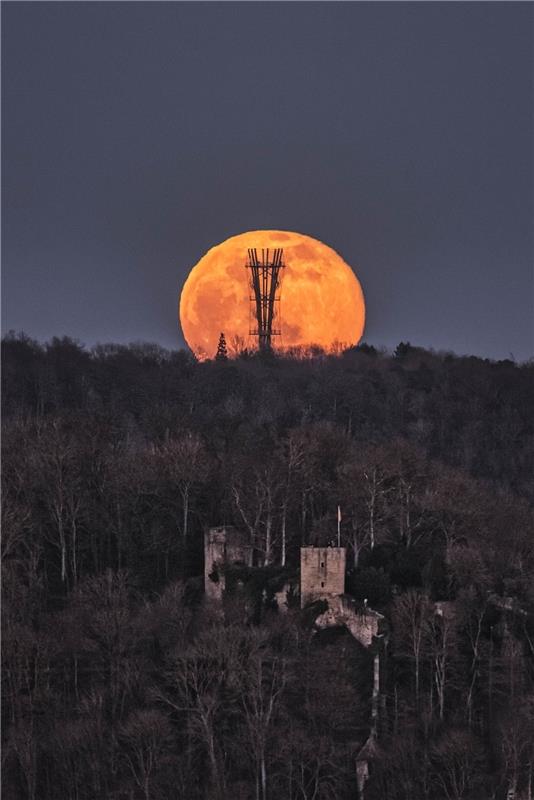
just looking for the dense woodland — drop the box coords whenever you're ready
[2,332,534,800]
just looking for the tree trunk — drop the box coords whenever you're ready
[59,520,67,584]
[265,511,272,565]
[281,503,287,567]
[261,751,267,800]
[369,492,375,550]
[205,726,222,800]
[71,519,77,585]
[182,487,190,542]
[372,653,380,735]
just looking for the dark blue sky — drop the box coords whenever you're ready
[2,2,533,360]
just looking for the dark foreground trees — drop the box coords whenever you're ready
[2,334,534,798]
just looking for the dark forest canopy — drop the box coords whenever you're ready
[2,332,534,800]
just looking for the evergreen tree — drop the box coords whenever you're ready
[215,331,228,361]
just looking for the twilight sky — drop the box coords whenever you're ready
[2,2,533,360]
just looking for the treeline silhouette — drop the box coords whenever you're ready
[2,332,534,799]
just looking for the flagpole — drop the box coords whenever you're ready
[337,505,341,547]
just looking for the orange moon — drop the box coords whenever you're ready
[179,230,365,358]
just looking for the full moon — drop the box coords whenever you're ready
[179,230,365,358]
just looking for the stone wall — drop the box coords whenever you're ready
[314,594,384,648]
[300,546,346,607]
[204,526,252,602]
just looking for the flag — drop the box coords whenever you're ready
[337,506,341,523]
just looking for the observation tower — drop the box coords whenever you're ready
[246,247,285,352]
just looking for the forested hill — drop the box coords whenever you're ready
[3,334,534,486]
[2,332,534,800]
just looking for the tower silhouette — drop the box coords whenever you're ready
[246,248,285,352]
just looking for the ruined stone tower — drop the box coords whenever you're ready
[204,526,253,602]
[300,546,346,608]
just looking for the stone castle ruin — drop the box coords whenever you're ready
[300,545,385,648]
[297,544,386,799]
[204,530,386,798]
[203,531,385,647]
[204,526,253,602]
[300,546,346,607]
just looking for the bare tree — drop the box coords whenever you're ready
[393,590,432,708]
[92,443,145,573]
[232,460,285,565]
[456,590,488,728]
[431,730,485,800]
[238,634,287,800]
[281,725,352,800]
[73,571,141,731]
[155,625,244,800]
[35,420,85,586]
[428,604,458,721]
[500,696,534,800]
[157,432,210,544]
[7,719,39,800]
[120,709,174,800]
[278,432,305,566]
[337,443,393,563]
[51,707,109,800]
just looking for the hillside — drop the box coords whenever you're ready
[2,333,534,800]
